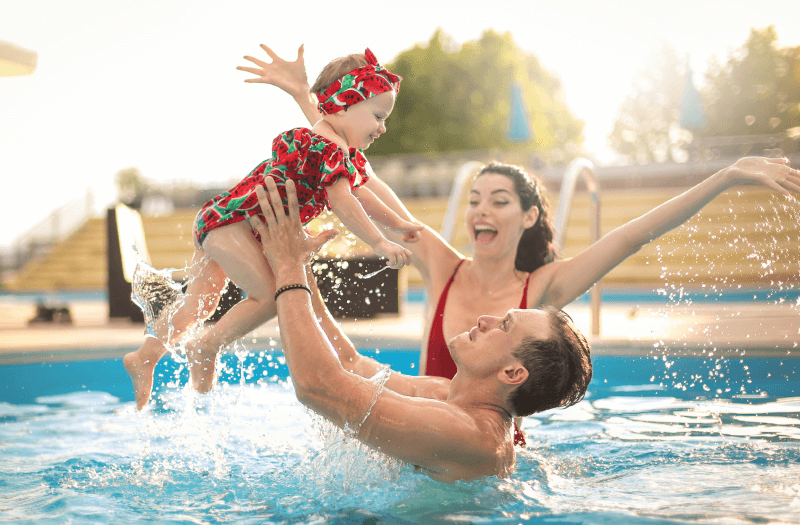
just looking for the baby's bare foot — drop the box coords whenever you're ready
[123,350,157,410]
[124,337,168,410]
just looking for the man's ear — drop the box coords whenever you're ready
[523,206,539,229]
[498,364,528,387]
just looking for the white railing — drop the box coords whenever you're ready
[440,161,483,243]
[553,158,601,335]
[441,158,602,336]
[1,188,95,278]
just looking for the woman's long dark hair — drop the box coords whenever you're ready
[475,162,558,272]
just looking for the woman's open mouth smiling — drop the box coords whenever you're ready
[473,223,498,245]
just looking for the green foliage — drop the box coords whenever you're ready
[368,29,583,157]
[608,45,691,164]
[610,26,800,163]
[115,166,148,208]
[703,26,800,137]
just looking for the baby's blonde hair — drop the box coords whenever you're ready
[310,53,368,95]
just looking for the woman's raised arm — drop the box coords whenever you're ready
[540,156,799,308]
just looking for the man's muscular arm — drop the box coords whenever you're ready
[305,269,449,400]
[250,179,501,481]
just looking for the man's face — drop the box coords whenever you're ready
[448,309,551,377]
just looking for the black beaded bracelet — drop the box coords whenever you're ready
[274,283,312,302]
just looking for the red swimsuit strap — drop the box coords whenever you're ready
[440,260,466,307]
[424,259,466,379]
[519,272,531,308]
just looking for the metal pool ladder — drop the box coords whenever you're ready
[553,158,601,336]
[441,158,602,336]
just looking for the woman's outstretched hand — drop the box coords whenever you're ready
[394,219,424,243]
[237,44,309,98]
[249,179,338,271]
[722,156,800,198]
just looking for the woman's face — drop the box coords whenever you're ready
[465,173,538,260]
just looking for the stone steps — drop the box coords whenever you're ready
[7,186,799,290]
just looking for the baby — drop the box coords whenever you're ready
[124,48,420,410]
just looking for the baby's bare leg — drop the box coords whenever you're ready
[185,222,277,393]
[124,248,227,409]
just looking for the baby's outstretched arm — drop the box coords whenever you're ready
[327,178,413,268]
[353,186,423,242]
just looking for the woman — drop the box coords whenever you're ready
[244,43,798,368]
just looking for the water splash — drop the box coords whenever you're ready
[356,266,392,280]
[350,365,393,435]
[648,190,800,396]
[131,260,185,337]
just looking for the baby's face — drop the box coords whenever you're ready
[337,90,395,150]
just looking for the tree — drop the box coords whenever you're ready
[609,27,800,164]
[115,166,148,209]
[368,29,584,157]
[702,26,800,137]
[608,44,690,164]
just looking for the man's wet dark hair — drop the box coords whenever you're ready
[508,307,592,417]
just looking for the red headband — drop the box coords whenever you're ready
[317,48,402,115]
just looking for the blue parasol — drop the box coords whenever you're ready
[679,68,707,131]
[507,82,532,142]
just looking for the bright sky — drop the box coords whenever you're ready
[2,0,799,247]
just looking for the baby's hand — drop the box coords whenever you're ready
[394,220,424,243]
[237,44,309,98]
[373,239,413,269]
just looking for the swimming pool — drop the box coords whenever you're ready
[1,348,799,524]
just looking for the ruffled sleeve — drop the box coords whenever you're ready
[349,148,371,186]
[314,144,360,190]
[291,132,374,219]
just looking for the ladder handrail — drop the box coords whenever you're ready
[553,158,599,248]
[440,161,483,243]
[553,158,601,335]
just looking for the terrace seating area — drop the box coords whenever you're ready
[6,185,798,292]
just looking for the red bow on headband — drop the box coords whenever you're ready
[317,48,402,115]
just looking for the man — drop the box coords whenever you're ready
[250,178,592,482]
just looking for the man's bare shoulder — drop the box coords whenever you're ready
[360,389,515,481]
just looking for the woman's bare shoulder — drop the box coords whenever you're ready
[525,258,569,308]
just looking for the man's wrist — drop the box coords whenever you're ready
[273,264,308,290]
[274,283,312,302]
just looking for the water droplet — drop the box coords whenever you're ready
[745,115,756,126]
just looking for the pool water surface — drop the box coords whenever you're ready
[1,351,799,524]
